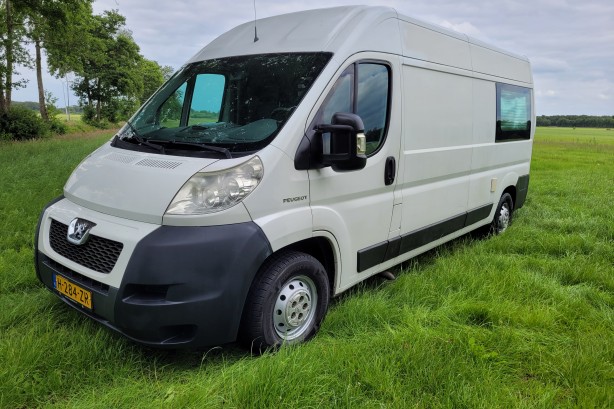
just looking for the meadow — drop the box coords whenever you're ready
[0,127,612,408]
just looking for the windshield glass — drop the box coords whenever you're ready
[116,52,332,158]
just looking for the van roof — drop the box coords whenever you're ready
[189,6,531,84]
[189,6,399,61]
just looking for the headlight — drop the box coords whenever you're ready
[166,156,263,215]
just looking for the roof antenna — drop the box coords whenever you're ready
[253,0,259,42]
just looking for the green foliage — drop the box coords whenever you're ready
[537,114,614,128]
[44,90,61,117]
[139,58,166,104]
[0,0,34,111]
[48,117,67,134]
[81,105,110,129]
[0,106,48,140]
[68,11,143,123]
[189,110,219,122]
[0,127,612,407]
[57,114,101,134]
[42,90,67,134]
[12,100,40,110]
[5,1,168,125]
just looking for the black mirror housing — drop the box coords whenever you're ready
[317,112,367,171]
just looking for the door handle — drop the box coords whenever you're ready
[385,156,396,186]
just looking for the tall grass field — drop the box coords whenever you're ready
[0,127,612,408]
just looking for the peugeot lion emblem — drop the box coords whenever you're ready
[67,218,96,245]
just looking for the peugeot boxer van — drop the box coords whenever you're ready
[35,6,534,350]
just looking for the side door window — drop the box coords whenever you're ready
[316,62,390,155]
[158,74,226,128]
[356,64,389,155]
[318,65,354,125]
[188,74,225,125]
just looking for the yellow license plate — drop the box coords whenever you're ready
[54,274,93,310]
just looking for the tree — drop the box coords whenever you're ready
[2,2,172,126]
[60,10,143,123]
[139,59,164,105]
[44,0,94,78]
[22,0,94,121]
[0,0,32,113]
[138,59,174,105]
[161,65,175,82]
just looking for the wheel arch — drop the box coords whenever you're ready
[237,240,335,350]
[280,236,337,295]
[502,184,517,209]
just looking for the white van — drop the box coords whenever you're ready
[35,6,534,350]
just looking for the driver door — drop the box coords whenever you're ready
[308,57,402,292]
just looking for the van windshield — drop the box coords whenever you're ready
[115,52,332,158]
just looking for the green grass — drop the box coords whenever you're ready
[54,113,98,134]
[55,113,82,122]
[1,127,613,408]
[53,113,123,134]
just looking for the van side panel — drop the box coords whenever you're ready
[398,20,471,70]
[470,43,533,84]
[398,63,473,234]
[243,146,313,253]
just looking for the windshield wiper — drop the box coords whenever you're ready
[150,139,232,159]
[125,121,166,154]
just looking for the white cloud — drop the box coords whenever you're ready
[536,90,557,97]
[438,20,483,37]
[532,57,570,74]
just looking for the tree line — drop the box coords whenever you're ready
[1,0,172,139]
[13,100,83,113]
[536,115,614,128]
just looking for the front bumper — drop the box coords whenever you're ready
[35,198,272,348]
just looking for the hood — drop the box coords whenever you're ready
[64,143,218,224]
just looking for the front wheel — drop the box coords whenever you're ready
[491,192,514,234]
[239,251,330,352]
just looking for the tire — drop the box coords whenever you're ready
[239,250,330,352]
[491,192,514,235]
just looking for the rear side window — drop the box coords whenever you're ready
[496,83,532,141]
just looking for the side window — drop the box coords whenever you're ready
[315,62,390,155]
[188,74,225,125]
[496,83,532,141]
[357,64,389,155]
[318,65,354,125]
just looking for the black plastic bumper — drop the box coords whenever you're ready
[36,222,272,348]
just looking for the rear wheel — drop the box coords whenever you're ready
[240,251,330,352]
[491,192,514,234]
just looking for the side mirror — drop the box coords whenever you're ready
[317,112,367,171]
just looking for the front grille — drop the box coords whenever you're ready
[49,219,123,274]
[45,257,110,294]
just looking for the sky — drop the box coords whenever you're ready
[12,0,614,116]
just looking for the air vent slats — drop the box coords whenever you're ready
[105,153,138,164]
[135,158,182,169]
